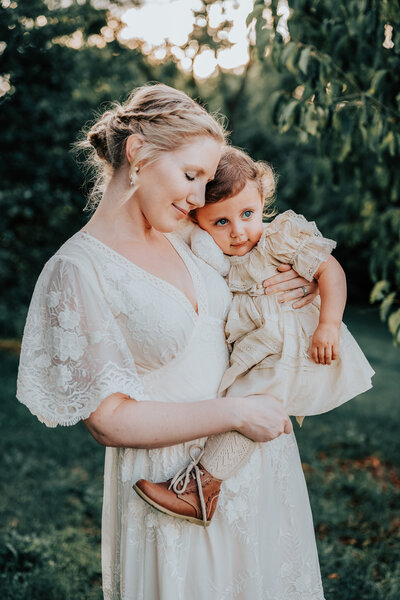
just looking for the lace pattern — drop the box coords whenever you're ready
[17,256,150,426]
[18,230,326,599]
[103,435,326,599]
[260,210,337,282]
[201,431,255,480]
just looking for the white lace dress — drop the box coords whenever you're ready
[17,230,326,600]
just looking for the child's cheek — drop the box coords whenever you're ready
[215,231,231,254]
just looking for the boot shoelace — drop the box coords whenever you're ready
[168,444,208,525]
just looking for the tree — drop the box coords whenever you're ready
[0,0,181,336]
[248,0,400,341]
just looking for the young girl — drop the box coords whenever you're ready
[134,146,374,526]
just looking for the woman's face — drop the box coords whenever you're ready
[133,136,222,233]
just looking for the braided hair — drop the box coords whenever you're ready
[77,83,227,208]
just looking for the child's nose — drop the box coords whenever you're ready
[230,221,245,237]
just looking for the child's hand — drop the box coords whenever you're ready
[311,323,340,365]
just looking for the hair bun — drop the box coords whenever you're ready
[88,128,109,161]
[87,111,116,161]
[77,83,226,209]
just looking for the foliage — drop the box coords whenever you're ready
[172,0,383,304]
[0,0,182,337]
[247,0,400,341]
[1,0,400,344]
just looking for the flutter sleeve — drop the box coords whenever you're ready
[17,256,149,427]
[261,210,337,281]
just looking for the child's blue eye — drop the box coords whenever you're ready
[185,173,195,181]
[215,218,228,226]
[242,210,253,219]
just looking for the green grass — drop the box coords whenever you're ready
[0,305,399,599]
[0,353,104,599]
[297,305,400,600]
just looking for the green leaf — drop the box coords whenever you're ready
[280,42,298,74]
[337,135,352,162]
[380,131,396,157]
[304,105,319,136]
[388,308,400,337]
[359,123,368,145]
[246,1,264,27]
[298,47,311,75]
[380,291,396,320]
[370,280,390,303]
[368,70,387,95]
[279,99,299,133]
[267,90,284,122]
[286,46,300,76]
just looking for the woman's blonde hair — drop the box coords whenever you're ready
[202,146,277,219]
[77,83,227,208]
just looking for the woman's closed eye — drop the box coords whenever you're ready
[185,173,196,181]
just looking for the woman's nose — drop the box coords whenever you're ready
[188,183,206,208]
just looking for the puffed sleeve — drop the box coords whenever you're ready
[16,256,149,427]
[261,210,337,281]
[190,226,230,276]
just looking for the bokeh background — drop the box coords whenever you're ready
[0,1,399,598]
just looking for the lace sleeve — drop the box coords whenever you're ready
[262,210,337,281]
[16,256,149,427]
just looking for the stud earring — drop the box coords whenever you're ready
[129,165,139,186]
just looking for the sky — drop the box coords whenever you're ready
[119,0,257,78]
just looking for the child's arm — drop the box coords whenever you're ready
[311,256,346,365]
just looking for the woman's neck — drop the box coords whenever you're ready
[84,171,158,244]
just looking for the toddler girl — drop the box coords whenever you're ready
[134,146,374,525]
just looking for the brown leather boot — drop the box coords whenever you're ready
[133,444,222,527]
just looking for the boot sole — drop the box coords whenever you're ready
[133,484,211,527]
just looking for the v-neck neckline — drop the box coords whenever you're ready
[77,230,205,318]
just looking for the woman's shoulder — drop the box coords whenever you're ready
[35,231,111,296]
[45,231,92,265]
[47,230,131,270]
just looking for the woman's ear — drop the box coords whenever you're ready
[125,134,143,165]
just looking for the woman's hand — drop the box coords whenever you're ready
[232,394,293,442]
[263,264,319,308]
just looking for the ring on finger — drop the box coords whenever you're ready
[301,285,308,297]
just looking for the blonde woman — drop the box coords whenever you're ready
[17,83,324,599]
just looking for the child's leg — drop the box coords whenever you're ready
[133,430,256,527]
[200,431,255,480]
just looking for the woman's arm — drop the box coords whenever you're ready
[263,264,319,308]
[83,392,292,448]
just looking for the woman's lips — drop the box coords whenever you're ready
[172,204,188,217]
[231,241,247,247]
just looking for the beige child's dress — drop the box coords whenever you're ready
[191,210,374,422]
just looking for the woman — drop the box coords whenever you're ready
[17,83,324,599]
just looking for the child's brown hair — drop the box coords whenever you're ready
[202,146,277,218]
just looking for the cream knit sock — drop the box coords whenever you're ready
[200,431,255,481]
